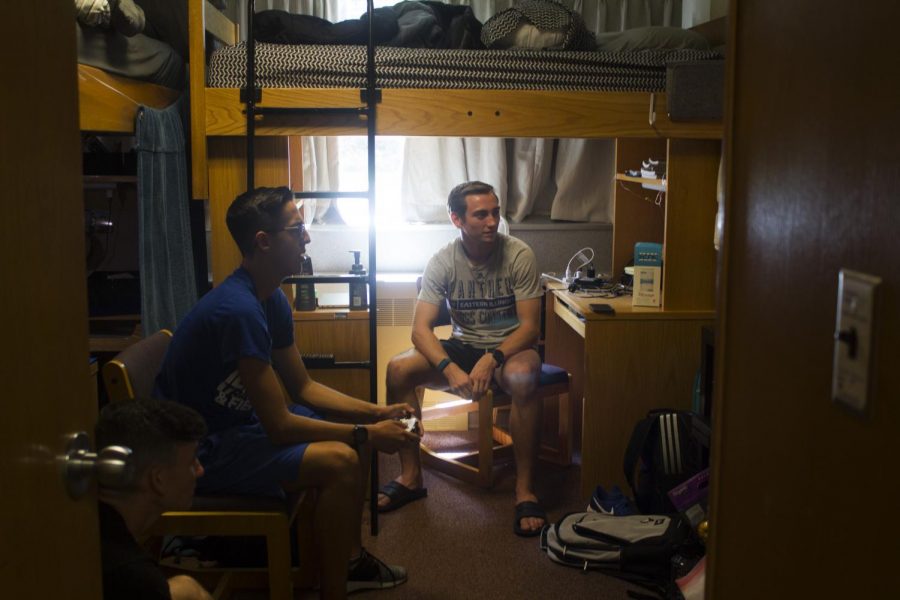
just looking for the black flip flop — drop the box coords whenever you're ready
[377,481,427,513]
[513,501,547,537]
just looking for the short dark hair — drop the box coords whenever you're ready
[226,186,295,256]
[447,181,497,220]
[95,398,207,486]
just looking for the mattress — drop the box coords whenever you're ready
[208,43,720,92]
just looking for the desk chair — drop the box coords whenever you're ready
[102,330,311,600]
[416,281,573,489]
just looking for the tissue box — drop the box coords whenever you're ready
[632,266,661,307]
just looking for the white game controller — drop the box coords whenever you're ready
[399,416,420,434]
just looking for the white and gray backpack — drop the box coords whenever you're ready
[541,512,690,596]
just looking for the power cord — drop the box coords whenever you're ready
[564,247,594,284]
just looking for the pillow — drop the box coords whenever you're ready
[493,23,567,49]
[595,26,710,52]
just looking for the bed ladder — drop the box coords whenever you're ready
[241,0,382,535]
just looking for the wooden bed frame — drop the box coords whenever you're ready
[189,1,721,191]
[78,64,180,134]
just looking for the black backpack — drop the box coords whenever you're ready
[624,409,710,514]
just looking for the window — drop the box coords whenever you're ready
[335,136,406,229]
[336,1,397,22]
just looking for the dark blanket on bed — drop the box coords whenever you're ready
[77,23,184,89]
[253,1,483,49]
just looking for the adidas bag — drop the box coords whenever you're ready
[541,512,690,594]
[624,409,710,514]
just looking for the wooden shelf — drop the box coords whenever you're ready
[615,173,666,189]
[88,314,141,321]
[293,308,369,321]
[83,175,138,183]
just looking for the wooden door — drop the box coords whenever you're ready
[0,3,101,598]
[710,1,900,597]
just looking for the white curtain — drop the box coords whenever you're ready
[400,138,508,222]
[301,136,339,223]
[402,0,680,223]
[233,1,341,40]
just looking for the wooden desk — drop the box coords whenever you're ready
[293,308,370,401]
[544,289,713,497]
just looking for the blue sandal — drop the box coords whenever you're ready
[513,501,547,537]
[377,481,427,513]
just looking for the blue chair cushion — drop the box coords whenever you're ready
[538,363,569,386]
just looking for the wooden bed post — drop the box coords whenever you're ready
[189,0,208,200]
[190,0,239,200]
[662,138,720,311]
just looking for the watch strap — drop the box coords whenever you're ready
[436,357,452,372]
[351,424,368,449]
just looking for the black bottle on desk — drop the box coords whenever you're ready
[294,255,316,311]
[348,250,367,310]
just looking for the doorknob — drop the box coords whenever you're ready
[59,432,134,499]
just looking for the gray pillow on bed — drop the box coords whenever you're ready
[595,26,710,52]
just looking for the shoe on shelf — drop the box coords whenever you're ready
[587,484,636,516]
[347,548,408,594]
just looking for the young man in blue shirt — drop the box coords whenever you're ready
[156,186,417,598]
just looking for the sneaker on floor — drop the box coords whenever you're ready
[347,548,407,594]
[587,484,636,516]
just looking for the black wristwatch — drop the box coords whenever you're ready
[491,348,505,368]
[351,424,368,449]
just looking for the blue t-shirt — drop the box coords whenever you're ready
[155,267,294,433]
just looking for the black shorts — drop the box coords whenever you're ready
[439,338,494,374]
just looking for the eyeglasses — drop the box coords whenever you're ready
[267,223,306,239]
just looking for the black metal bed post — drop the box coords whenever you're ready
[365,0,380,537]
[244,0,257,191]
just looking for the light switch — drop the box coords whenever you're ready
[831,269,881,414]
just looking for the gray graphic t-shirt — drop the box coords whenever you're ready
[419,234,542,348]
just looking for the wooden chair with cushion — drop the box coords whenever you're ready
[102,329,311,600]
[416,281,573,489]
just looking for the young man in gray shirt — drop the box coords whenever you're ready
[379,181,547,536]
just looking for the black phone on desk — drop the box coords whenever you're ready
[589,303,615,315]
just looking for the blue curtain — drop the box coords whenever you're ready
[136,98,197,335]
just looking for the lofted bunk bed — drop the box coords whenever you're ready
[78,64,180,134]
[189,0,723,298]
[189,0,725,505]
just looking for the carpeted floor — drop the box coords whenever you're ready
[234,431,641,599]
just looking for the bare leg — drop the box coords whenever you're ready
[288,441,361,600]
[167,574,213,600]
[379,349,445,508]
[499,349,544,534]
